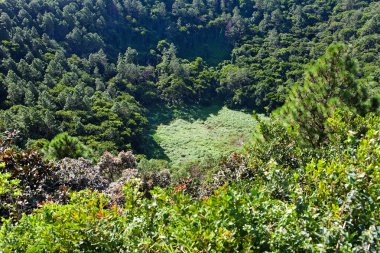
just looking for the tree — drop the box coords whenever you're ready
[360,15,380,36]
[24,82,36,107]
[44,133,91,160]
[225,7,246,39]
[0,13,11,40]
[0,76,7,108]
[5,71,25,105]
[277,43,375,147]
[39,12,55,37]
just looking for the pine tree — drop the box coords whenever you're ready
[45,133,91,160]
[277,43,373,147]
[6,71,25,105]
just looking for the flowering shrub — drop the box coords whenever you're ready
[57,158,109,191]
[98,151,137,182]
[0,131,60,219]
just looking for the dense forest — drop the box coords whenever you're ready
[0,0,379,251]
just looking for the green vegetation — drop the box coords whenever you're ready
[43,133,92,160]
[0,170,21,218]
[1,116,380,251]
[278,43,375,147]
[0,0,379,251]
[153,106,258,166]
[0,0,378,154]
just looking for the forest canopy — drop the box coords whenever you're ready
[0,0,379,154]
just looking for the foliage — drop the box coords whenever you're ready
[277,43,376,147]
[44,132,92,160]
[0,190,124,252]
[0,0,379,251]
[0,170,22,220]
[2,116,380,251]
[55,150,139,193]
[1,102,380,252]
[57,158,109,192]
[0,131,60,219]
[0,0,378,155]
[0,131,143,220]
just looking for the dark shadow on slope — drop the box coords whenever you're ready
[148,103,224,127]
[139,133,169,160]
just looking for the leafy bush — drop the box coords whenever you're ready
[0,131,60,219]
[0,191,125,252]
[57,158,109,192]
[0,132,141,220]
[56,151,139,194]
[0,170,21,219]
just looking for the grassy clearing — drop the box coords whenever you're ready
[151,106,258,167]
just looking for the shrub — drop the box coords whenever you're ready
[57,158,109,191]
[0,170,21,219]
[0,132,60,219]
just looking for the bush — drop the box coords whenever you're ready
[57,158,109,191]
[0,132,60,219]
[0,170,21,219]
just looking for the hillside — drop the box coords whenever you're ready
[0,0,379,251]
[0,0,378,154]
